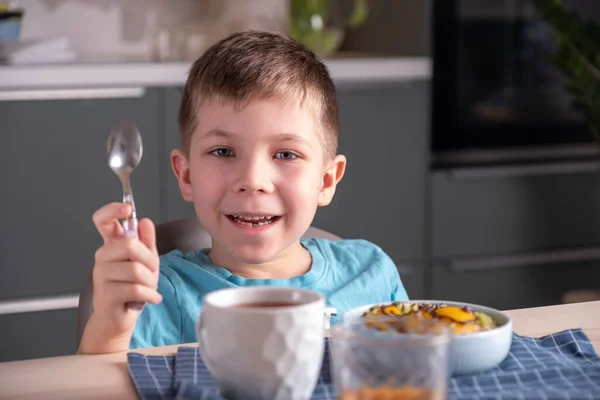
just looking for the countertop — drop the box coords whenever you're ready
[0,300,598,399]
[0,55,431,91]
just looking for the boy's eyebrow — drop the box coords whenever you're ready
[276,133,315,149]
[199,129,236,140]
[197,130,315,149]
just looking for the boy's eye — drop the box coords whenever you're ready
[211,148,234,157]
[274,151,298,160]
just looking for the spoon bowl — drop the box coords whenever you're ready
[107,121,143,177]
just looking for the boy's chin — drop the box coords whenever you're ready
[227,240,303,265]
[229,246,285,265]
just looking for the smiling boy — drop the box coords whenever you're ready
[78,31,408,354]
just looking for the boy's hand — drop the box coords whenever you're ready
[78,203,161,354]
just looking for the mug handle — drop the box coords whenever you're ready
[324,307,338,329]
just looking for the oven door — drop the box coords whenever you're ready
[431,0,594,168]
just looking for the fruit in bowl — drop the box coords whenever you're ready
[343,300,513,376]
[361,302,497,335]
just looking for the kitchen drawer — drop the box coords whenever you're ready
[431,251,600,310]
[0,308,78,362]
[431,163,600,258]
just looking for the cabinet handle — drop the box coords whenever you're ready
[442,246,600,272]
[0,87,146,101]
[0,294,79,315]
[449,161,600,180]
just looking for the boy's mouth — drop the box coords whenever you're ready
[226,215,281,227]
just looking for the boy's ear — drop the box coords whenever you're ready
[318,154,347,207]
[171,149,193,202]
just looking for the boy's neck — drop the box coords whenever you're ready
[207,240,312,279]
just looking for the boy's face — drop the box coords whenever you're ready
[171,98,346,265]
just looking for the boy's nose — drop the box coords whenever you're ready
[232,157,275,194]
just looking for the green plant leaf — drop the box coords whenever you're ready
[346,0,369,28]
[531,0,600,144]
[566,82,583,96]
[289,0,369,55]
[291,0,329,19]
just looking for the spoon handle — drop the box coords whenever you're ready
[122,191,139,238]
[122,189,145,311]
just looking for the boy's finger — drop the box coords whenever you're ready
[101,261,158,289]
[106,282,163,306]
[93,203,131,243]
[95,237,158,271]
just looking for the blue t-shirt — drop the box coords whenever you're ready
[130,238,408,348]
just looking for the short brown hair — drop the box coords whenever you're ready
[178,30,339,158]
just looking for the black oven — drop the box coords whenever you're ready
[431,0,599,168]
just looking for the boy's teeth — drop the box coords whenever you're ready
[234,215,273,221]
[230,215,277,227]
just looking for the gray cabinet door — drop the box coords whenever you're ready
[312,82,429,263]
[163,88,196,222]
[431,167,600,258]
[0,309,78,362]
[0,89,161,300]
[431,257,600,310]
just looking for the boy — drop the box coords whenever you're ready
[78,31,408,354]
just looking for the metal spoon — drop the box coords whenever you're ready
[107,120,145,311]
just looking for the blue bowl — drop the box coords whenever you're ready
[343,300,513,376]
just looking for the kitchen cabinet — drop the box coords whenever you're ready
[431,257,600,311]
[429,163,600,309]
[312,82,430,263]
[0,88,161,362]
[0,88,161,301]
[431,165,600,258]
[0,309,77,362]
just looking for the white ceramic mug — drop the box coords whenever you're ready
[196,287,325,400]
